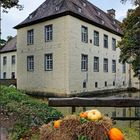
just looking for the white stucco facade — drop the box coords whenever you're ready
[0,51,17,79]
[17,15,129,95]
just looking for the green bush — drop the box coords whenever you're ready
[0,85,63,140]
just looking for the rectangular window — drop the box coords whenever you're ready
[112,60,116,73]
[122,63,126,73]
[94,31,99,46]
[3,56,7,65]
[27,56,34,71]
[27,29,34,45]
[45,25,53,42]
[11,72,15,79]
[95,82,98,88]
[103,58,108,72]
[81,26,88,43]
[123,81,125,86]
[81,54,88,71]
[112,38,116,51]
[113,81,115,86]
[11,55,16,64]
[3,72,6,79]
[104,34,108,48]
[83,81,86,88]
[45,54,53,71]
[105,81,107,87]
[94,56,99,72]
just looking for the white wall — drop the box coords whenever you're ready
[0,51,17,79]
[17,15,129,95]
[67,16,129,94]
[17,16,69,95]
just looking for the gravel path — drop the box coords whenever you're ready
[0,127,8,140]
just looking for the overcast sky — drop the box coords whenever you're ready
[1,0,134,40]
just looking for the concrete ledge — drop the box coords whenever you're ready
[25,87,139,98]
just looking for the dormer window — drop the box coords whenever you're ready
[78,7,82,13]
[98,11,101,16]
[55,6,59,11]
[83,2,86,7]
[113,21,116,25]
[117,28,119,32]
[72,2,82,13]
[29,14,33,19]
[101,20,105,25]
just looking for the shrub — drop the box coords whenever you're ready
[0,85,63,140]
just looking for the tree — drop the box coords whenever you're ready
[120,0,140,6]
[118,6,140,76]
[0,0,23,44]
[0,0,23,11]
[0,38,6,49]
[7,35,13,42]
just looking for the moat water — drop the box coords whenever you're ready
[48,91,140,128]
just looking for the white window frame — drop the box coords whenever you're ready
[103,58,108,72]
[104,34,108,48]
[94,31,99,46]
[112,38,116,51]
[3,56,7,65]
[11,72,15,79]
[11,55,16,64]
[45,53,53,71]
[122,63,126,73]
[3,72,6,79]
[81,54,88,71]
[45,25,53,42]
[112,60,116,73]
[27,56,34,71]
[94,56,99,72]
[27,29,34,45]
[81,26,88,43]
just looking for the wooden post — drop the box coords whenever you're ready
[83,107,86,112]
[72,106,76,114]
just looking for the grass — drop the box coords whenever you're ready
[122,127,139,140]
[0,85,63,140]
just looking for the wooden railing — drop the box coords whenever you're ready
[48,97,140,121]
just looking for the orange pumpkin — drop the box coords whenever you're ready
[79,112,88,118]
[53,120,62,129]
[108,128,124,140]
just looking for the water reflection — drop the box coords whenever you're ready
[52,91,140,128]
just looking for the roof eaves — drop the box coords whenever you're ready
[0,49,17,54]
[14,11,71,29]
[14,10,122,37]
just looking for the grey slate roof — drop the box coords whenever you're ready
[0,36,17,53]
[14,0,122,36]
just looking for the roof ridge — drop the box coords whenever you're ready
[14,0,122,36]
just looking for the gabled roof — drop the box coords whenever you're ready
[14,0,122,36]
[0,36,17,53]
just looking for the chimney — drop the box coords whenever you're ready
[107,9,115,18]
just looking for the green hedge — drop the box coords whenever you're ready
[0,85,63,140]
